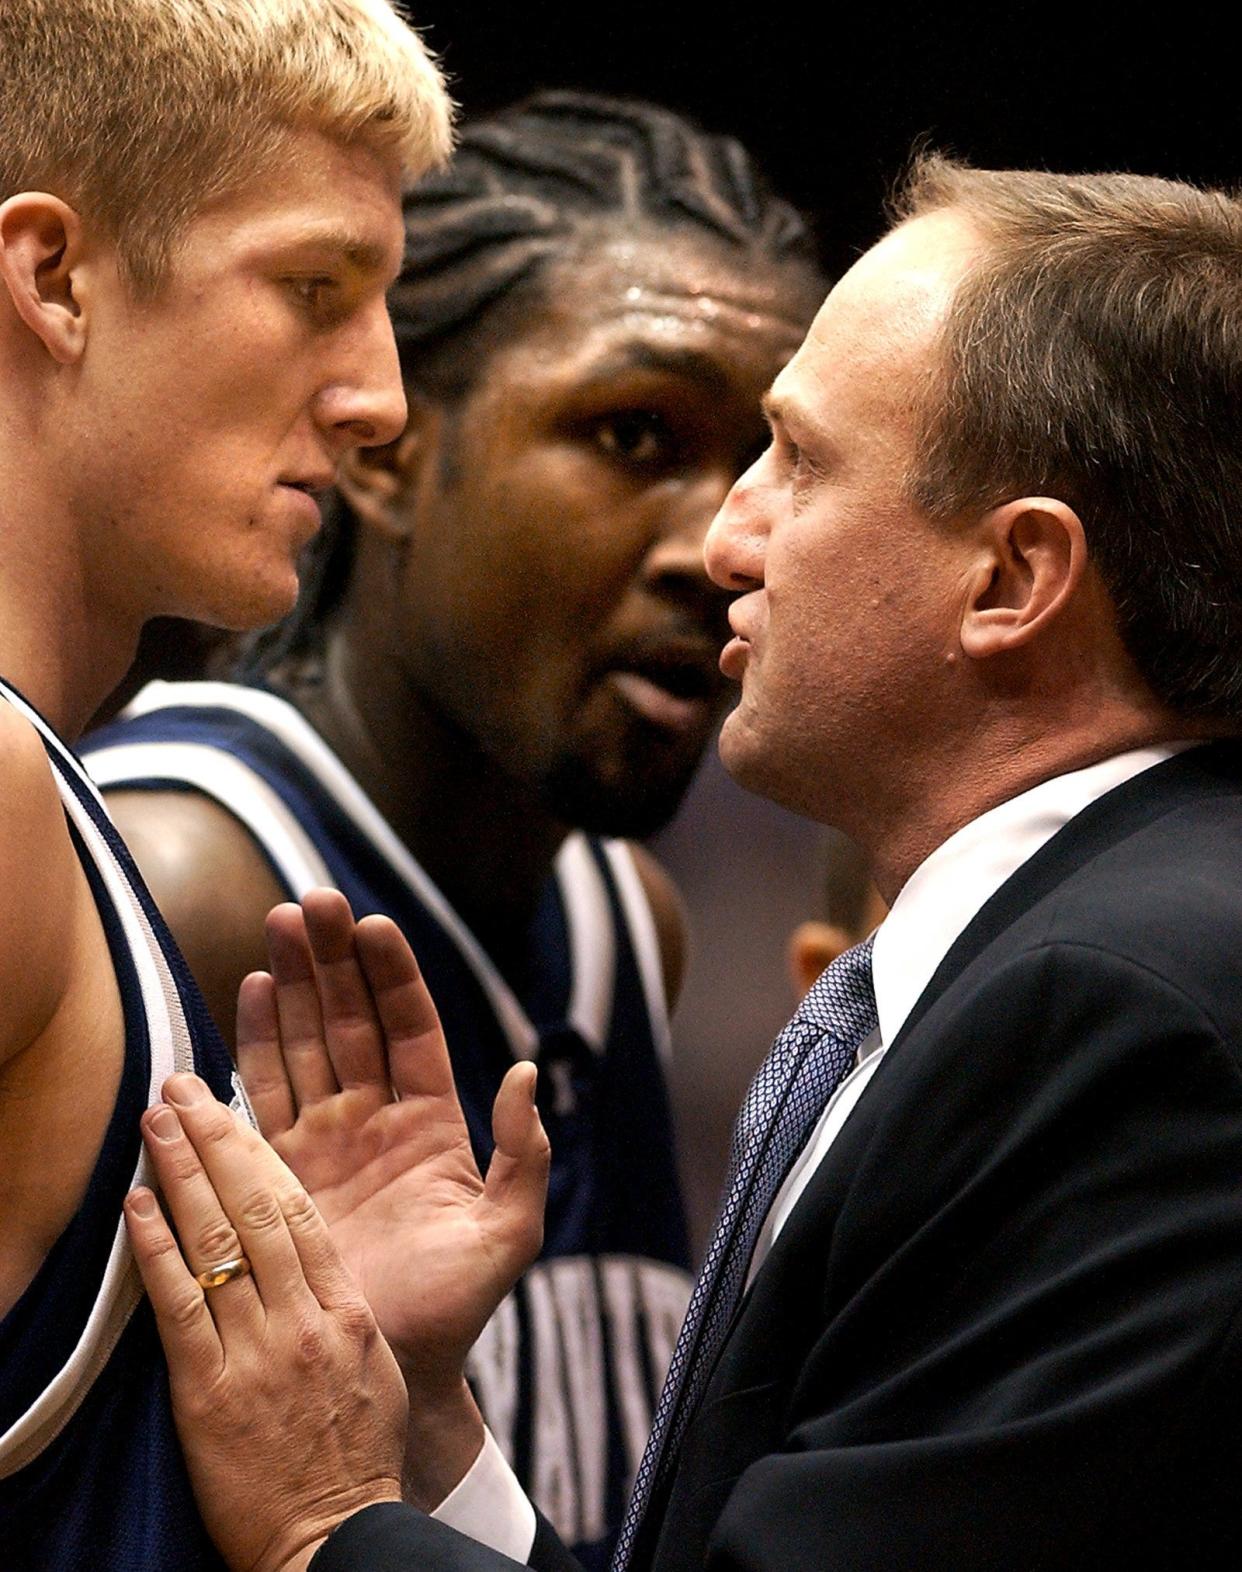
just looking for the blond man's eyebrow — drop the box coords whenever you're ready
[280,228,402,281]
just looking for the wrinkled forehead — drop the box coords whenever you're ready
[542,227,822,329]
[480,228,821,387]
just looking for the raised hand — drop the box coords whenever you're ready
[236,889,550,1405]
[124,1074,407,1572]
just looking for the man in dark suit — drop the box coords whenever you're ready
[127,154,1242,1570]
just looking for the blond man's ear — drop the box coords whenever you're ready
[0,193,91,365]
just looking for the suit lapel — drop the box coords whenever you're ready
[894,740,1242,1047]
[736,740,1242,1308]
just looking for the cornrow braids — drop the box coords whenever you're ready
[388,89,818,367]
[239,90,820,675]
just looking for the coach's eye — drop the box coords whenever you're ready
[777,429,817,487]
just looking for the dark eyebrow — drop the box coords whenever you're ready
[577,343,737,398]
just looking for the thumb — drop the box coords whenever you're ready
[482,1062,550,1272]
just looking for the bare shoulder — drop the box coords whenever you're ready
[0,702,80,1061]
[625,841,688,1013]
[0,695,56,809]
[105,788,287,1047]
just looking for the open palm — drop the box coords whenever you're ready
[236,889,550,1387]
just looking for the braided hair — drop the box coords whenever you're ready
[243,90,821,674]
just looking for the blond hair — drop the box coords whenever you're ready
[0,0,452,293]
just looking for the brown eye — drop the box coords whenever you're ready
[594,410,674,467]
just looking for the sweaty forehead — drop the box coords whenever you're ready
[518,232,820,361]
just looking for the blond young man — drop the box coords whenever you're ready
[0,3,450,1566]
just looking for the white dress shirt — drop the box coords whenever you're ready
[434,742,1192,1561]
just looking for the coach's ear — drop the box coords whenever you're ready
[336,392,441,540]
[959,496,1087,659]
[0,193,89,365]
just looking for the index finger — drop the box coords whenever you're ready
[160,1075,360,1315]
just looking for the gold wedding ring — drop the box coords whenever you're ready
[195,1255,253,1291]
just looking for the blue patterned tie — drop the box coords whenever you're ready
[612,936,878,1571]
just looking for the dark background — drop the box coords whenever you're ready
[417,3,1233,279]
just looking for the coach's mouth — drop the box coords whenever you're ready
[719,634,752,682]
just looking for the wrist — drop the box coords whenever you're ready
[273,1539,328,1572]
[260,1483,403,1572]
[400,1376,485,1511]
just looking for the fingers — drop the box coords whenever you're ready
[483,1062,550,1267]
[354,913,456,1101]
[263,892,403,1110]
[236,971,296,1137]
[143,1077,316,1322]
[127,1086,407,1572]
[138,1097,267,1335]
[155,1075,368,1319]
[301,888,388,1092]
[124,1184,225,1386]
[264,902,339,1108]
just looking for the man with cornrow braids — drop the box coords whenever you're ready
[85,91,825,1567]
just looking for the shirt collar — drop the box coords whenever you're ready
[870,743,1197,1049]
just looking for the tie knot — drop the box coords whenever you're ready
[796,932,877,1040]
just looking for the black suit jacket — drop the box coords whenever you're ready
[314,744,1242,1570]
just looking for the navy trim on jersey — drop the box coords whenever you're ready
[51,733,232,1071]
[0,676,232,1570]
[0,820,147,1432]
